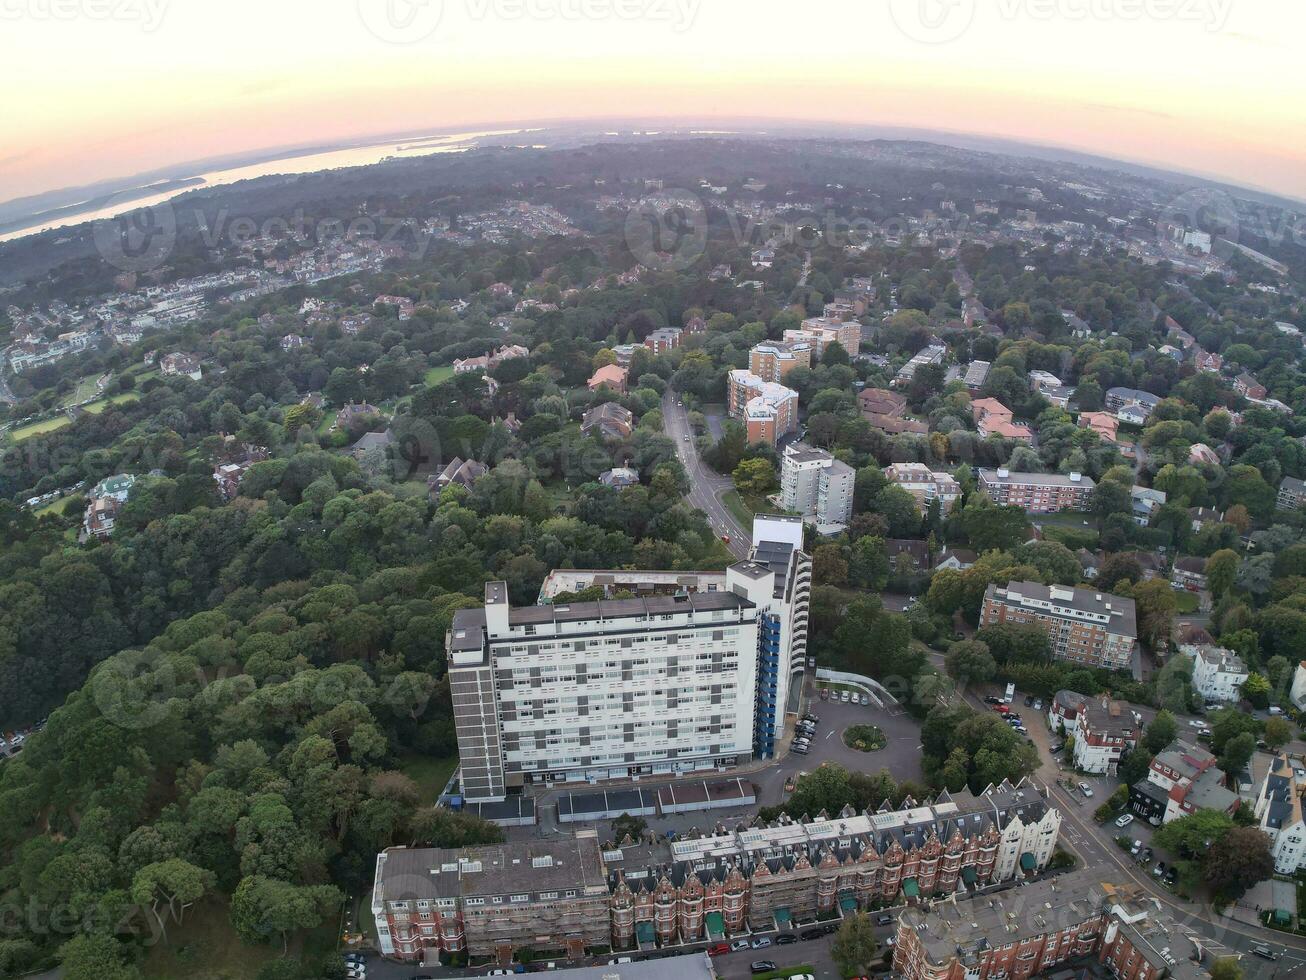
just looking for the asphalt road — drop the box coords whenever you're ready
[664,389,749,559]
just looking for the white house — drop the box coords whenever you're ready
[1257,755,1306,874]
[1187,644,1248,704]
[1292,662,1306,711]
[1048,692,1140,775]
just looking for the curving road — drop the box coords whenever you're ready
[663,389,750,559]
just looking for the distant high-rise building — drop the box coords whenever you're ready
[780,443,853,526]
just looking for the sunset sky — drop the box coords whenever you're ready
[3,0,1304,205]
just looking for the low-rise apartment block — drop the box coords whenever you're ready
[983,582,1136,671]
[884,463,961,513]
[893,344,947,388]
[787,316,860,358]
[971,398,1033,441]
[977,468,1094,513]
[1279,476,1306,512]
[727,371,798,446]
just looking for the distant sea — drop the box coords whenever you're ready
[0,129,532,243]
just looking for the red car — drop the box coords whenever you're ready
[993,704,1009,715]
[707,944,730,957]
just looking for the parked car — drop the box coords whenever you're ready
[751,936,772,949]
[1153,861,1166,878]
[488,971,513,976]
[1163,866,1178,887]
[1049,741,1065,754]
[1033,698,1043,711]
[1115,813,1134,828]
[993,704,1010,715]
[1007,712,1021,720]
[984,696,1003,705]
[607,958,633,965]
[776,933,797,945]
[1187,719,1204,728]
[750,962,777,974]
[707,944,730,957]
[860,694,870,705]
[731,940,751,952]
[1079,782,1094,797]
[1024,695,1035,707]
[791,744,809,755]
[876,914,894,926]
[1139,847,1153,864]
[1129,839,1141,855]
[804,713,820,724]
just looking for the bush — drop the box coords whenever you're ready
[843,725,887,752]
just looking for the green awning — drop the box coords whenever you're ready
[706,912,725,937]
[962,867,978,885]
[902,877,920,898]
[839,895,859,913]
[636,921,655,944]
[1274,909,1292,925]
[774,908,791,926]
[1020,852,1037,871]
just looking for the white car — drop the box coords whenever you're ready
[1188,719,1204,728]
[1115,813,1134,828]
[731,940,751,951]
[1079,782,1094,797]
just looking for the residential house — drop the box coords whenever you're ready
[1256,755,1306,874]
[1130,486,1166,527]
[857,388,907,419]
[1186,644,1247,704]
[430,458,487,493]
[1235,372,1267,400]
[350,430,395,461]
[1047,692,1139,774]
[886,539,931,573]
[1105,387,1160,421]
[971,398,1032,441]
[935,547,977,571]
[1188,506,1223,533]
[893,343,947,387]
[588,364,628,394]
[1079,411,1119,443]
[1170,556,1208,593]
[335,401,382,430]
[581,403,634,441]
[159,352,202,380]
[1195,350,1224,373]
[373,295,415,320]
[1189,443,1221,467]
[82,473,137,540]
[1130,740,1239,826]
[280,334,306,351]
[599,467,641,490]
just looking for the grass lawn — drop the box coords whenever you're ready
[60,373,103,407]
[140,895,279,980]
[7,415,71,441]
[425,365,456,386]
[397,753,458,803]
[722,490,754,528]
[82,391,141,414]
[34,495,78,516]
[1174,591,1199,614]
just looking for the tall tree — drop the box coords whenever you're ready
[831,912,880,976]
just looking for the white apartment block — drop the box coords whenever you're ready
[1186,644,1248,704]
[781,443,854,526]
[448,516,810,801]
[883,463,961,513]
